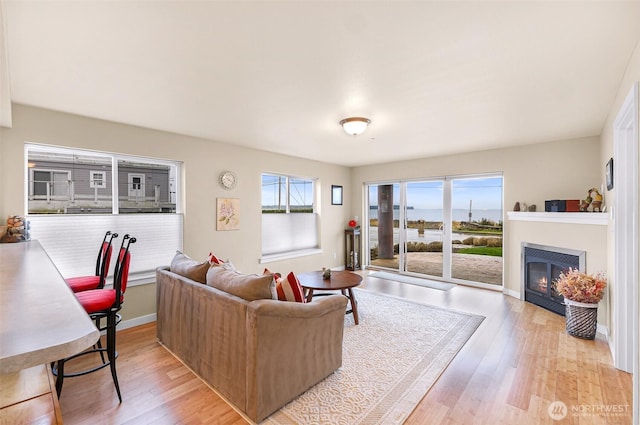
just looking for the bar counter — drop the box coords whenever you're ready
[0,240,100,374]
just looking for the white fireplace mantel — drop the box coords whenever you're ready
[507,211,608,226]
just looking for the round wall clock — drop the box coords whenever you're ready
[219,171,237,190]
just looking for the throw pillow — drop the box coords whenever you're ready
[208,252,224,265]
[206,266,274,301]
[208,252,237,271]
[170,251,210,284]
[263,268,282,300]
[275,271,306,303]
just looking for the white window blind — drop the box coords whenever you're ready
[261,213,319,256]
[28,214,183,284]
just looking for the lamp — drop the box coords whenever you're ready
[339,117,371,136]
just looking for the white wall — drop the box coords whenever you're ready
[0,104,353,320]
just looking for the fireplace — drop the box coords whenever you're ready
[522,243,585,316]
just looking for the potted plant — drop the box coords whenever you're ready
[553,268,607,340]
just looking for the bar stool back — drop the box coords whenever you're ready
[66,231,118,293]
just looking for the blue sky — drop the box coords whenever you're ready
[262,175,314,207]
[368,176,503,210]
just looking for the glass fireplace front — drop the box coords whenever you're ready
[523,243,585,316]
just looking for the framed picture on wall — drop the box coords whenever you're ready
[331,185,343,205]
[606,158,614,191]
[217,198,240,231]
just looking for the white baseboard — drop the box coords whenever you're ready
[502,288,520,299]
[597,323,609,339]
[119,313,156,331]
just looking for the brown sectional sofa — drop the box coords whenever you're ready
[156,261,348,423]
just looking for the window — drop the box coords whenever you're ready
[261,173,319,260]
[261,174,314,213]
[89,171,106,188]
[31,169,71,199]
[25,144,183,284]
[26,145,179,214]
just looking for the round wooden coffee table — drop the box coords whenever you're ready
[297,271,363,325]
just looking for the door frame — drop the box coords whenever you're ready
[612,82,639,421]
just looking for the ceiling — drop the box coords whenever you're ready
[2,1,639,167]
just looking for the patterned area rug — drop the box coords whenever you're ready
[262,289,484,425]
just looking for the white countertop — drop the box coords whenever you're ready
[0,241,100,374]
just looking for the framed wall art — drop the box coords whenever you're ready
[606,158,614,191]
[217,198,240,231]
[331,185,343,205]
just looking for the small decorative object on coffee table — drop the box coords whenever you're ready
[322,267,331,279]
[553,268,607,340]
[298,270,363,324]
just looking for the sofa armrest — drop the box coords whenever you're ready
[245,295,348,422]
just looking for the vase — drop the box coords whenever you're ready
[564,298,598,340]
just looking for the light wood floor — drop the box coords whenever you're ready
[58,272,632,424]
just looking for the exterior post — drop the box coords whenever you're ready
[378,184,395,259]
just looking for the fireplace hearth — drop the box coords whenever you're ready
[522,242,585,316]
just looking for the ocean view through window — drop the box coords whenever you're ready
[366,174,503,287]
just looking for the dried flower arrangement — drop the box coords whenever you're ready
[554,268,607,304]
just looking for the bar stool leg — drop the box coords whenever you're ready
[107,312,122,403]
[55,360,64,397]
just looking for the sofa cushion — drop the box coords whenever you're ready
[170,251,210,284]
[207,266,275,301]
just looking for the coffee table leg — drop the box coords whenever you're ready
[347,288,359,325]
[305,288,314,303]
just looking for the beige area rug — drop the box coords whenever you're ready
[262,289,484,425]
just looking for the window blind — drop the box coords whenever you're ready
[28,214,183,283]
[261,213,319,256]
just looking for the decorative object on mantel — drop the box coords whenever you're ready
[590,188,603,212]
[553,268,607,340]
[579,188,604,212]
[514,202,536,212]
[0,216,30,243]
[545,199,580,212]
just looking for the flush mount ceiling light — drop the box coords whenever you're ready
[339,117,371,136]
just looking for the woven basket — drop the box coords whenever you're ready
[564,299,598,340]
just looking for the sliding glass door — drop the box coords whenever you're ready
[366,174,503,287]
[403,181,444,278]
[368,183,400,271]
[450,176,503,286]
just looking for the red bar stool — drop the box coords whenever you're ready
[66,231,118,293]
[54,234,136,402]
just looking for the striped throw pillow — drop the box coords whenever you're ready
[276,272,306,303]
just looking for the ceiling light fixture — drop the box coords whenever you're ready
[339,117,371,136]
